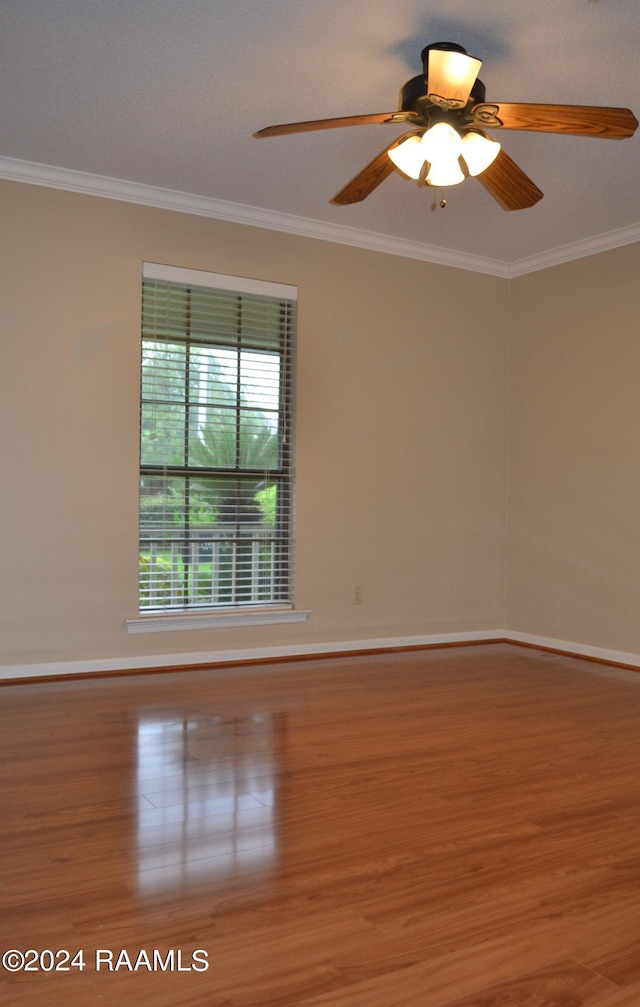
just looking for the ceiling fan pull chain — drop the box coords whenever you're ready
[430,187,448,210]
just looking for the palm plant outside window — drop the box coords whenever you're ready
[139,264,296,613]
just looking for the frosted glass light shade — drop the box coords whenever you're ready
[420,122,463,163]
[427,49,482,108]
[388,135,426,179]
[426,157,465,187]
[460,131,501,175]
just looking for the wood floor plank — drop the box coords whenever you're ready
[433,957,616,1007]
[585,979,640,1007]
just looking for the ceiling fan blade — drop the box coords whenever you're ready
[331,132,422,205]
[254,111,413,138]
[427,48,482,109]
[476,149,543,211]
[473,102,638,139]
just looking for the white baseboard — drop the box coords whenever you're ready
[505,630,640,670]
[3,629,640,682]
[0,630,504,681]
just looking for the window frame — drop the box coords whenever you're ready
[130,263,304,632]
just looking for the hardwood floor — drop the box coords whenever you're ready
[2,643,640,1006]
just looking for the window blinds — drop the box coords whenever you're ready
[139,264,297,613]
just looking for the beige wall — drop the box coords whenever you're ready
[507,244,640,654]
[0,180,509,669]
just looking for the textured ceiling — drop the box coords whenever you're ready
[2,0,640,270]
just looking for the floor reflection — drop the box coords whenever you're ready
[136,711,281,893]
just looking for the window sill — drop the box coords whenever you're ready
[124,607,310,634]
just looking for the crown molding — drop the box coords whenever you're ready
[1,155,638,278]
[507,222,640,277]
[0,156,509,275]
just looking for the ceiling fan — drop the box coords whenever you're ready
[254,42,638,210]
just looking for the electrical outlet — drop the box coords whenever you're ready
[353,584,364,605]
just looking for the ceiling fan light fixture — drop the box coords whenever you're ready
[420,122,463,162]
[460,131,501,175]
[388,134,426,179]
[426,157,465,187]
[427,48,482,108]
[420,123,465,187]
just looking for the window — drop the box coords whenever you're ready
[138,264,296,615]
